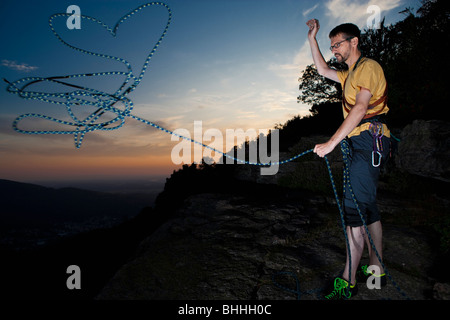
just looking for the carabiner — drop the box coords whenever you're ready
[372,151,382,167]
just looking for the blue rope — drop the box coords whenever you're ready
[390,132,401,142]
[5,2,172,149]
[5,2,409,300]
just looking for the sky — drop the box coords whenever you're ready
[0,0,422,184]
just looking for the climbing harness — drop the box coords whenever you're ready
[5,2,409,300]
[342,55,388,168]
[342,56,388,120]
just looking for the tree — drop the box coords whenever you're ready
[381,0,449,126]
[297,59,346,105]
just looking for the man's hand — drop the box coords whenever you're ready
[313,140,337,158]
[307,19,320,40]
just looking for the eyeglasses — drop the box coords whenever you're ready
[329,37,354,51]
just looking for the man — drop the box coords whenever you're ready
[306,19,390,299]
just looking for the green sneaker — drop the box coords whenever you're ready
[324,277,357,300]
[356,265,387,287]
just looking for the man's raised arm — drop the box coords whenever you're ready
[306,19,339,83]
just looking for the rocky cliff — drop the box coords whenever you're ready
[96,191,447,300]
[395,120,450,182]
[96,120,450,300]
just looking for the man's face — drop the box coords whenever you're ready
[330,34,351,63]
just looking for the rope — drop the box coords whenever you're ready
[5,2,173,149]
[4,2,409,300]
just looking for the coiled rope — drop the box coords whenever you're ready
[4,2,408,300]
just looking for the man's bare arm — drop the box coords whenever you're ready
[314,88,372,157]
[306,19,339,82]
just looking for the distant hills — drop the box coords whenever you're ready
[0,179,157,228]
[0,178,170,299]
[0,178,161,250]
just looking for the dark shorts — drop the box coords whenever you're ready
[343,130,390,227]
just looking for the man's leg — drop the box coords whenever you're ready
[365,221,384,274]
[323,224,363,299]
[342,225,365,285]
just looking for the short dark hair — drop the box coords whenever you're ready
[329,23,361,42]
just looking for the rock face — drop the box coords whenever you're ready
[95,120,450,300]
[97,192,437,300]
[395,120,450,182]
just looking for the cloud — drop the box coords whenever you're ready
[324,0,403,29]
[1,59,38,72]
[267,40,313,85]
[293,40,314,69]
[303,4,319,17]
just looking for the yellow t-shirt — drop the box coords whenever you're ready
[337,57,390,138]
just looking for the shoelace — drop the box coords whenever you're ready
[361,265,386,277]
[362,265,371,276]
[325,278,351,300]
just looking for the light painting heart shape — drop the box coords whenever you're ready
[6,2,172,148]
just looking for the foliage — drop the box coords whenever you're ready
[155,161,236,211]
[275,102,342,151]
[297,59,346,105]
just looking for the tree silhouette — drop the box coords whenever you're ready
[297,59,346,105]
